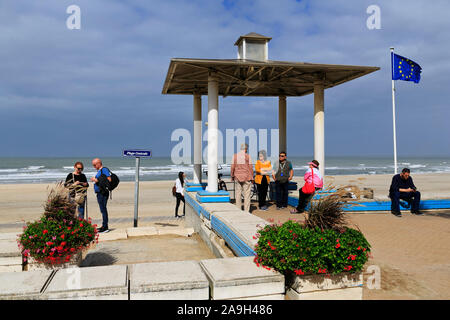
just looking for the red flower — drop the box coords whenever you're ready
[344,265,353,271]
[80,223,83,227]
[294,269,305,276]
[43,230,48,234]
[335,243,341,249]
[60,234,65,239]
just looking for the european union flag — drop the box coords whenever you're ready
[392,53,422,83]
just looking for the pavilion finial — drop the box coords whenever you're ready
[235,33,271,61]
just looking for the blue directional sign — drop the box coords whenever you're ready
[123,150,152,157]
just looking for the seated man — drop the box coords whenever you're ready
[389,168,423,217]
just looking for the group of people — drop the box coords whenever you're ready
[67,156,423,233]
[64,158,111,234]
[174,143,423,218]
[229,143,324,213]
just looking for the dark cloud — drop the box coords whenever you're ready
[0,0,449,157]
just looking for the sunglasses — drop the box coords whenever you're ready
[279,155,286,157]
[76,167,83,170]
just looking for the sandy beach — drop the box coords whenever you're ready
[1,173,449,232]
[1,172,449,299]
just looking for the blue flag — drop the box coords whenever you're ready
[391,53,422,83]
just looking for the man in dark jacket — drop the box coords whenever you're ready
[389,168,423,217]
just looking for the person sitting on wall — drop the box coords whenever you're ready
[389,168,423,217]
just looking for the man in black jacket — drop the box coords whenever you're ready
[389,168,423,217]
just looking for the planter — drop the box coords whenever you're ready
[286,271,363,300]
[23,251,83,271]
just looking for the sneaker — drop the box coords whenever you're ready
[412,210,424,215]
[290,209,303,214]
[391,211,402,217]
[98,227,110,233]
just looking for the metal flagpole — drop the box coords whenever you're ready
[390,47,398,175]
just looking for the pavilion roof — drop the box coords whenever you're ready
[162,58,380,97]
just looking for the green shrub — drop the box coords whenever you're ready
[18,182,98,266]
[254,220,371,276]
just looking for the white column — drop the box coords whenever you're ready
[193,93,202,184]
[207,73,219,192]
[314,80,325,177]
[278,96,287,153]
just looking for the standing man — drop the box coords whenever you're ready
[272,151,293,210]
[90,158,112,233]
[389,168,423,217]
[231,143,254,213]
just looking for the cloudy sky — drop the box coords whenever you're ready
[1,0,449,158]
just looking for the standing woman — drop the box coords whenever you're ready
[291,160,323,214]
[254,150,272,211]
[65,161,89,219]
[174,171,187,218]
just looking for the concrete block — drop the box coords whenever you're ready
[157,227,194,237]
[98,229,128,242]
[0,233,20,241]
[126,226,158,238]
[200,257,285,300]
[203,203,244,213]
[286,286,363,300]
[287,272,363,292]
[0,256,23,273]
[42,265,128,300]
[0,269,54,299]
[130,261,209,300]
[0,240,20,257]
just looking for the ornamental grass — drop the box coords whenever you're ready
[18,182,98,266]
[254,190,371,276]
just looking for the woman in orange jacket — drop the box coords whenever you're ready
[254,150,272,211]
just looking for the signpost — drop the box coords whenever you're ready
[123,149,152,227]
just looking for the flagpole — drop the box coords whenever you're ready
[390,47,398,174]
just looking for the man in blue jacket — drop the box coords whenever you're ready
[90,158,112,233]
[389,168,423,217]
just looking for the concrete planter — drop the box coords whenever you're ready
[286,271,363,300]
[23,251,83,271]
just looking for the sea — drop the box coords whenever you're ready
[0,156,449,185]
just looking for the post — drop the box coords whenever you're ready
[207,72,219,193]
[390,47,398,174]
[193,93,202,184]
[314,79,325,177]
[278,96,287,153]
[134,157,140,227]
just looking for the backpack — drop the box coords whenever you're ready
[98,167,120,194]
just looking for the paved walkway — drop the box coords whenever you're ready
[251,203,450,300]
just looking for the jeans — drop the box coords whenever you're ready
[296,188,314,212]
[275,181,289,208]
[175,193,185,216]
[77,199,86,219]
[390,191,421,212]
[96,192,109,229]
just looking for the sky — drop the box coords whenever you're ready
[0,0,449,158]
